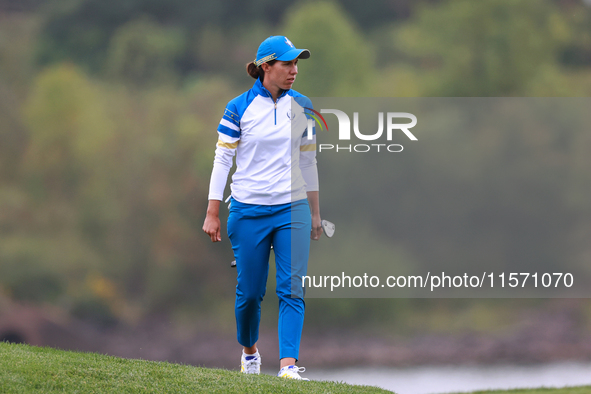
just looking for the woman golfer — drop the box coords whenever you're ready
[203,35,321,380]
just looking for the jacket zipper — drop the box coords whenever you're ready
[264,84,285,126]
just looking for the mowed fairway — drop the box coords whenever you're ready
[1,342,591,394]
[0,342,389,393]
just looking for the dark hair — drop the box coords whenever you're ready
[246,60,277,81]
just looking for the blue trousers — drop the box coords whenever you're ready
[227,198,311,360]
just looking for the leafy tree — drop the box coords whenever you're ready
[395,0,569,96]
[22,64,115,200]
[106,17,185,87]
[283,0,375,97]
[35,0,297,75]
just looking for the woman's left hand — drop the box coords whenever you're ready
[311,214,323,240]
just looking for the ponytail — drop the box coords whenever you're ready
[246,60,277,81]
[246,62,263,81]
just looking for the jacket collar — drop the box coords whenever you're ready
[253,77,289,101]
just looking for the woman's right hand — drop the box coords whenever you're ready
[203,200,222,242]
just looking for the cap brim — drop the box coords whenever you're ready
[276,48,310,61]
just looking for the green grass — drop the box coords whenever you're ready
[0,342,389,393]
[1,342,591,394]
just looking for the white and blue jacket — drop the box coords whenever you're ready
[208,78,318,205]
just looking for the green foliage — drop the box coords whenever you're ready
[0,16,41,182]
[106,17,186,86]
[372,65,423,97]
[559,2,591,69]
[4,0,591,335]
[34,0,296,78]
[395,0,569,96]
[70,298,119,328]
[283,0,375,96]
[6,61,241,321]
[23,64,115,190]
[0,14,38,89]
[0,233,107,305]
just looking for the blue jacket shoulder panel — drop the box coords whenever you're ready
[288,90,316,135]
[217,86,259,138]
[287,89,313,110]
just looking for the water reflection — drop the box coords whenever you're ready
[301,362,591,394]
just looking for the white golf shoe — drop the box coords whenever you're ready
[240,351,261,374]
[277,365,309,380]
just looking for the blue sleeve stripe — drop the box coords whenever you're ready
[218,124,241,138]
[223,111,240,127]
[225,108,239,117]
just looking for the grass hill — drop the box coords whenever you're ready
[1,342,591,393]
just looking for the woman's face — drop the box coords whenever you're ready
[262,59,299,92]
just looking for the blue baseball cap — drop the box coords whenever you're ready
[254,36,310,67]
